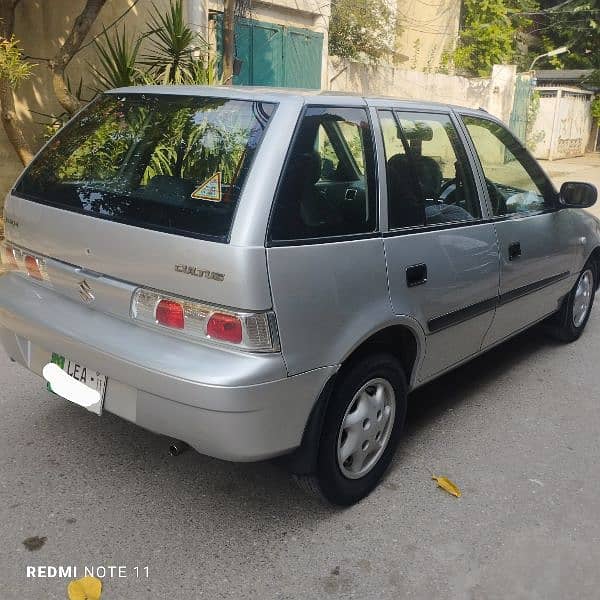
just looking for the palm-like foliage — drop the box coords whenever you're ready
[141,0,208,84]
[92,0,217,90]
[92,27,144,90]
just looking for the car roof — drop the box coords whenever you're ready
[108,85,489,115]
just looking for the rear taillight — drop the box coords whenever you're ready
[131,288,279,352]
[0,243,18,271]
[24,254,43,280]
[1,243,50,283]
[156,299,185,329]
[206,312,243,344]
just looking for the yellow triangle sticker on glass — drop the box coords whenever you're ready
[191,172,222,202]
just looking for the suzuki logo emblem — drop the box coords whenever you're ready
[78,280,95,304]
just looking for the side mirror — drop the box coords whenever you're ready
[559,181,597,209]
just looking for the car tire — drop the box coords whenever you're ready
[548,261,596,343]
[295,353,407,506]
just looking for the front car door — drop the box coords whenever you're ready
[376,106,501,383]
[458,112,578,347]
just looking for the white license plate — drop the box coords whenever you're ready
[46,352,107,415]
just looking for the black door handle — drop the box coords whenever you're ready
[406,263,427,287]
[508,241,521,261]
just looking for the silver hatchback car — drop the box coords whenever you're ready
[0,87,598,505]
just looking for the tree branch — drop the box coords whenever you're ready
[0,78,33,165]
[0,0,33,166]
[48,0,109,114]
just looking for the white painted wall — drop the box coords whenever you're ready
[329,59,517,123]
[530,88,593,160]
[393,0,462,70]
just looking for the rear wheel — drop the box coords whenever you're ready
[548,261,596,342]
[296,353,407,506]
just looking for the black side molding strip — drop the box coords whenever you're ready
[498,271,570,305]
[428,297,498,333]
[427,271,570,333]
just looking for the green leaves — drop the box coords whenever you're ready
[92,26,144,90]
[142,0,199,84]
[329,0,401,63]
[140,0,216,85]
[91,0,217,91]
[0,35,34,87]
[451,0,537,76]
[535,0,600,71]
[591,97,600,126]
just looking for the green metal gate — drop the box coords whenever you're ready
[509,74,534,142]
[215,16,323,89]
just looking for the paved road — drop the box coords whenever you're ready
[540,153,600,219]
[2,155,600,599]
[1,304,600,599]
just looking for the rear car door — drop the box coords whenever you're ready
[379,108,500,383]
[458,113,577,347]
[266,105,392,376]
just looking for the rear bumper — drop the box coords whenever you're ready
[0,274,335,461]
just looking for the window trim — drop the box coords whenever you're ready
[456,111,559,220]
[265,103,379,247]
[377,107,486,233]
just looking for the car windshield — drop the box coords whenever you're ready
[15,94,276,241]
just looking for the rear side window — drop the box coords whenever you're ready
[15,94,276,241]
[379,110,480,229]
[269,106,376,242]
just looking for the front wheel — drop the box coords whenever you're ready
[296,353,407,506]
[548,262,596,342]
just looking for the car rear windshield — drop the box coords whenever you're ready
[15,94,276,241]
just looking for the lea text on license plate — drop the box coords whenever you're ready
[47,352,107,415]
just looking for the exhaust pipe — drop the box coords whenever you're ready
[168,440,189,457]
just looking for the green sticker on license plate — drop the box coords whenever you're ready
[47,352,65,393]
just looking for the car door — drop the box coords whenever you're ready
[267,105,392,376]
[458,113,578,347]
[378,108,500,383]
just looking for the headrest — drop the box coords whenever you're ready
[297,151,322,184]
[144,175,189,205]
[387,153,411,175]
[402,121,433,142]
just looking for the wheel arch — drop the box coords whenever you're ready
[339,323,422,388]
[587,246,600,289]
[285,321,423,475]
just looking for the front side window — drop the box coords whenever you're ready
[16,94,276,240]
[462,115,555,216]
[379,110,480,229]
[269,106,376,242]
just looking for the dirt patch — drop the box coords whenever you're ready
[23,536,47,551]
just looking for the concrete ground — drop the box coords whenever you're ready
[540,153,600,218]
[1,306,600,599]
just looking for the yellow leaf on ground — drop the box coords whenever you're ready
[67,576,102,600]
[432,475,461,498]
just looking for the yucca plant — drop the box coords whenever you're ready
[142,0,208,84]
[187,53,219,85]
[90,0,217,91]
[92,26,144,90]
